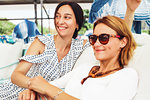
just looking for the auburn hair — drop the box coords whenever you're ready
[93,16,136,67]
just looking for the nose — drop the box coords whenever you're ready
[94,38,101,46]
[58,17,64,24]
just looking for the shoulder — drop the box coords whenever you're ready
[73,38,88,44]
[30,35,53,45]
[108,68,139,88]
[34,37,45,47]
[73,39,90,49]
[36,35,54,44]
[26,35,54,55]
[83,39,88,46]
[25,37,45,55]
[33,35,54,47]
[115,68,138,81]
[120,68,137,75]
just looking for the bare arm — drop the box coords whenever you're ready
[124,0,141,29]
[45,85,79,100]
[25,76,79,100]
[11,37,45,89]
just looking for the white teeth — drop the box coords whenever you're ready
[58,27,66,30]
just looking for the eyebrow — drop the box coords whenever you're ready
[56,12,72,16]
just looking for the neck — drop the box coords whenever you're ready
[54,35,72,51]
[98,57,121,73]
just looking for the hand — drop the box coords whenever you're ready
[18,89,49,100]
[18,89,36,100]
[126,0,142,12]
[28,76,50,95]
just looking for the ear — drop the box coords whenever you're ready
[76,25,79,31]
[120,37,127,48]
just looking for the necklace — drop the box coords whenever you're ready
[81,66,123,84]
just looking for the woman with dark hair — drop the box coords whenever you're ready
[0,1,89,100]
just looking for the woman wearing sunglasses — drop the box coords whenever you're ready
[0,0,141,99]
[19,15,138,100]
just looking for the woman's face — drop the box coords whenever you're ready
[92,23,125,61]
[55,5,78,38]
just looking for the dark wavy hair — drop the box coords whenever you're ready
[54,1,84,39]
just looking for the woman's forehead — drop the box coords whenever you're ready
[57,5,74,15]
[94,23,117,35]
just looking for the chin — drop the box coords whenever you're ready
[95,54,107,61]
[96,58,102,61]
[95,56,102,60]
[95,53,101,59]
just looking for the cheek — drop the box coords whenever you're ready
[108,43,121,56]
[69,22,78,33]
[104,41,121,55]
[69,21,77,28]
[108,39,121,50]
[92,43,121,60]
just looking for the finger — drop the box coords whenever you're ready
[25,89,31,100]
[22,94,26,100]
[18,93,23,100]
[46,96,53,100]
[30,91,36,100]
[36,94,41,100]
[40,95,47,100]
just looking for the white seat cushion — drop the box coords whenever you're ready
[128,44,150,100]
[0,41,23,82]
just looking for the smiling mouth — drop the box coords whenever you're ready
[57,26,67,30]
[95,49,105,53]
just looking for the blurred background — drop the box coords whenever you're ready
[0,0,149,43]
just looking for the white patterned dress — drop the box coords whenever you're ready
[0,35,90,100]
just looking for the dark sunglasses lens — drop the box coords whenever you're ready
[89,35,97,45]
[99,34,109,45]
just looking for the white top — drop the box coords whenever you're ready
[50,64,138,100]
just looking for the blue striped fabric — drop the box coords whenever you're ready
[89,0,150,26]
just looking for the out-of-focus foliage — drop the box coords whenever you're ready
[78,9,93,35]
[0,18,15,35]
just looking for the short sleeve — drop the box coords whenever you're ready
[19,35,55,63]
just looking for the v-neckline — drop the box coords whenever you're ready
[53,35,74,63]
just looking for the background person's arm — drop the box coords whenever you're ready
[124,0,141,29]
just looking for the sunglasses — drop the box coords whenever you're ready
[89,34,121,45]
